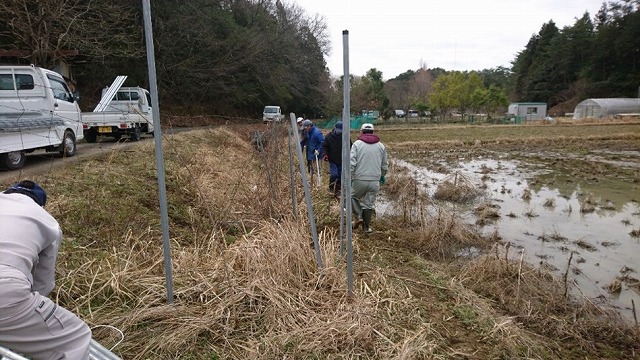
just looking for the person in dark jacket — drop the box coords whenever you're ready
[300,119,324,185]
[322,121,350,198]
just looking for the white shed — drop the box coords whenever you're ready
[507,102,547,121]
[572,98,640,119]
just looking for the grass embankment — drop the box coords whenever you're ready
[3,122,639,359]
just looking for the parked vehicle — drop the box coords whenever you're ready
[263,105,283,123]
[361,110,379,119]
[394,109,406,118]
[407,110,419,118]
[82,77,154,142]
[0,65,83,170]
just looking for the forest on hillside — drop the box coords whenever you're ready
[0,0,638,119]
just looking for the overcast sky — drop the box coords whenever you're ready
[289,0,605,80]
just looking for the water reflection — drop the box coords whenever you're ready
[390,156,640,321]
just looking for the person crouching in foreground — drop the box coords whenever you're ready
[350,123,388,233]
[0,180,92,359]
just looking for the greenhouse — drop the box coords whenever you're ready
[572,98,640,119]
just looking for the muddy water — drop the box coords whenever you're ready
[390,151,640,321]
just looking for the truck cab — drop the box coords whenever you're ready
[263,105,283,123]
[81,85,154,143]
[0,65,83,170]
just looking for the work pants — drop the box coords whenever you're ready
[329,162,342,196]
[0,266,91,360]
[351,179,380,219]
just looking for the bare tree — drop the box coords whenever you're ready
[408,66,433,106]
[0,0,143,67]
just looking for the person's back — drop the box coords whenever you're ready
[350,124,388,233]
[322,121,347,197]
[323,125,343,165]
[351,130,387,181]
[0,180,91,359]
[0,193,61,295]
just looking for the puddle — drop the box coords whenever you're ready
[388,153,640,322]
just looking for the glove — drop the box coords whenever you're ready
[379,175,386,185]
[322,155,329,162]
[314,149,319,156]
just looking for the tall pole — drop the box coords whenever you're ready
[287,126,297,218]
[290,113,323,269]
[342,30,354,297]
[142,0,173,304]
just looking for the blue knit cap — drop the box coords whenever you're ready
[4,180,47,207]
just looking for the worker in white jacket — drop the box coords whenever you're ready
[0,180,91,359]
[350,123,388,233]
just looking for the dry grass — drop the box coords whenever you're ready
[382,160,431,223]
[459,246,639,356]
[433,172,480,203]
[26,127,453,358]
[474,202,501,226]
[389,207,491,260]
[7,123,639,359]
[61,221,443,358]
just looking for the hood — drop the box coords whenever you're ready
[358,133,380,144]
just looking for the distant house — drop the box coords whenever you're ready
[572,98,640,119]
[507,102,547,121]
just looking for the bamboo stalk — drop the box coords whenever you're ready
[632,299,638,332]
[516,249,525,305]
[563,252,574,298]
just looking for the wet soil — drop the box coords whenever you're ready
[387,136,640,322]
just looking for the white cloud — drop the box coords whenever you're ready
[290,0,604,79]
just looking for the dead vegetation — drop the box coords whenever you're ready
[459,246,639,355]
[380,206,493,261]
[474,202,501,226]
[4,123,640,359]
[433,172,480,203]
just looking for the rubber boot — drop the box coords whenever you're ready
[362,209,373,233]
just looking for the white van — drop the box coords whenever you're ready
[263,105,283,123]
[0,65,83,170]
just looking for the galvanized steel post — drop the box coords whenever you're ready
[342,30,354,297]
[142,0,173,304]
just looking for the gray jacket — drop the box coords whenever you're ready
[350,133,388,181]
[0,193,62,296]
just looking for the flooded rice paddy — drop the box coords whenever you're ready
[388,149,640,321]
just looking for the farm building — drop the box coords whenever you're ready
[507,102,547,121]
[572,98,640,119]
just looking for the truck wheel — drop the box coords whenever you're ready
[85,129,97,143]
[0,151,27,170]
[130,124,141,142]
[60,130,77,157]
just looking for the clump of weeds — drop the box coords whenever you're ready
[433,171,480,203]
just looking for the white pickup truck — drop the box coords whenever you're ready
[82,81,154,143]
[262,105,283,123]
[0,65,84,170]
